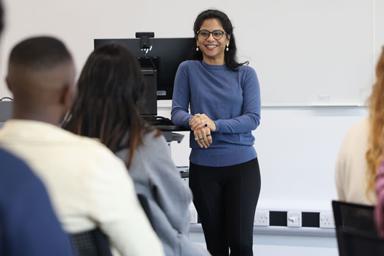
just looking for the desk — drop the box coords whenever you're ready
[162,131,185,144]
[156,125,189,144]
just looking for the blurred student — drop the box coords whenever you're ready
[335,48,384,205]
[0,2,74,255]
[0,36,163,256]
[64,43,209,256]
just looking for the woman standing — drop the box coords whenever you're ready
[64,44,209,256]
[171,9,261,256]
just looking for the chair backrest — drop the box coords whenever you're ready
[332,200,384,256]
[0,101,12,122]
[70,229,112,256]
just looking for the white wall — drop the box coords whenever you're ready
[1,0,382,104]
[0,0,213,96]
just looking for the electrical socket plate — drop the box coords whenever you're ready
[320,211,334,228]
[254,209,269,226]
[287,211,301,227]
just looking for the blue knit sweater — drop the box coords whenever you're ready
[171,60,261,167]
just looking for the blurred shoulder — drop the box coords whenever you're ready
[69,133,122,162]
[142,130,168,151]
[179,60,201,69]
[338,118,369,155]
[238,64,256,74]
[345,118,369,139]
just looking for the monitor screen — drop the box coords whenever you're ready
[94,37,195,103]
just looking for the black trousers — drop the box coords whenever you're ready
[189,158,261,256]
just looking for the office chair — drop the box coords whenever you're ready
[332,200,384,256]
[70,228,112,256]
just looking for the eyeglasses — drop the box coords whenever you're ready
[197,29,226,40]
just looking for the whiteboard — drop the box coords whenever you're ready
[234,0,375,106]
[0,0,380,106]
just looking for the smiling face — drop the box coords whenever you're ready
[196,18,230,65]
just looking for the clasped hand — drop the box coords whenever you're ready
[189,113,216,149]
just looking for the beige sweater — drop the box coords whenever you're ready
[335,118,376,205]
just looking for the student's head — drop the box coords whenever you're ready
[193,9,245,69]
[65,43,151,167]
[6,36,75,124]
[366,48,384,198]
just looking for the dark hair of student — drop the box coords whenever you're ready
[193,9,248,70]
[64,43,157,167]
[9,36,72,69]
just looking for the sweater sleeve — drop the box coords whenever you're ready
[129,134,210,255]
[86,148,164,256]
[214,67,261,134]
[171,62,192,128]
[145,136,191,231]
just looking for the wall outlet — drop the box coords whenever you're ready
[287,211,301,227]
[254,209,269,226]
[320,211,334,228]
